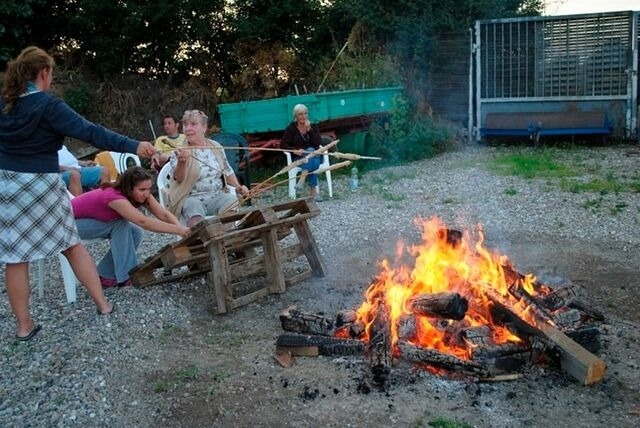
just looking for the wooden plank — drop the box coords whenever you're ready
[285,269,312,287]
[293,220,326,277]
[538,322,606,386]
[281,243,305,261]
[229,253,264,278]
[208,240,230,314]
[161,245,199,267]
[262,228,286,294]
[228,287,269,310]
[276,346,319,357]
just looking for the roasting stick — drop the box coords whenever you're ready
[219,160,353,215]
[246,140,340,197]
[169,143,382,161]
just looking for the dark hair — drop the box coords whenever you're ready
[108,166,153,207]
[163,115,179,123]
[1,46,55,114]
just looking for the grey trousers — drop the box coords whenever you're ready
[75,218,143,282]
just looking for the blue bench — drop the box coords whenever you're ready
[480,111,613,143]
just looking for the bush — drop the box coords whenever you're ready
[63,85,90,114]
[367,94,455,169]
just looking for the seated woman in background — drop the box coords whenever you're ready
[166,109,249,227]
[72,166,190,288]
[280,103,323,201]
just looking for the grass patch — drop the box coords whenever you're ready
[486,150,580,179]
[560,177,624,194]
[175,365,199,381]
[504,186,517,195]
[610,202,628,215]
[581,198,603,213]
[153,380,170,393]
[380,189,405,202]
[428,417,472,428]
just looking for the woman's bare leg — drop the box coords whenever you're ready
[5,262,35,336]
[62,243,112,314]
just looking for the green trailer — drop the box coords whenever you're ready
[217,86,402,158]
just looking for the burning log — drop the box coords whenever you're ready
[334,309,366,338]
[507,283,554,324]
[398,342,490,377]
[397,314,418,342]
[275,333,364,356]
[336,309,357,326]
[407,292,468,320]
[279,307,333,336]
[368,300,392,386]
[461,325,494,348]
[471,341,531,360]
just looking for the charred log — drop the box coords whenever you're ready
[336,309,358,327]
[552,308,582,330]
[566,326,601,353]
[279,307,333,336]
[407,292,468,320]
[398,342,489,377]
[462,325,494,348]
[540,284,581,311]
[368,299,392,386]
[275,333,364,356]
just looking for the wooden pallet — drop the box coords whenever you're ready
[129,199,326,313]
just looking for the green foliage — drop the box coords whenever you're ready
[367,94,455,168]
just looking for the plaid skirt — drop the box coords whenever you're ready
[0,169,80,263]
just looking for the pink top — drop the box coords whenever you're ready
[71,187,128,222]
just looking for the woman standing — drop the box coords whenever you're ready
[280,104,323,201]
[0,46,155,340]
[72,167,190,287]
[167,110,249,227]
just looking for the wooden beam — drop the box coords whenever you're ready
[537,322,606,386]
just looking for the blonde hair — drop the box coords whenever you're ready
[1,46,55,114]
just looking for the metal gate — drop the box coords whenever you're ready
[472,11,639,140]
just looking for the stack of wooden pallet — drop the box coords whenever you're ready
[129,199,326,314]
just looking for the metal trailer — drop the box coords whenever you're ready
[471,11,640,142]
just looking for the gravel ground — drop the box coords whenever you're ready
[1,144,639,427]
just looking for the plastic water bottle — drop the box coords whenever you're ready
[349,166,359,192]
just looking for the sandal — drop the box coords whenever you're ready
[16,324,42,342]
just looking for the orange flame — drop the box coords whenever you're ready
[354,217,545,360]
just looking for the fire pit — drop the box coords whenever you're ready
[276,217,606,386]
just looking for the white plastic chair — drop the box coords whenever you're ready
[36,191,102,303]
[111,151,141,174]
[284,148,333,199]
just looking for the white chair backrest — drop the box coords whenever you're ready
[157,162,173,209]
[111,152,141,174]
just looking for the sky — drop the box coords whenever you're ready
[545,0,640,15]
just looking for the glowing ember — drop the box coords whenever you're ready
[353,217,551,360]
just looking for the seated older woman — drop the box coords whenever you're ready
[166,110,249,227]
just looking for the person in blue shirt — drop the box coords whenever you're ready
[0,46,156,341]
